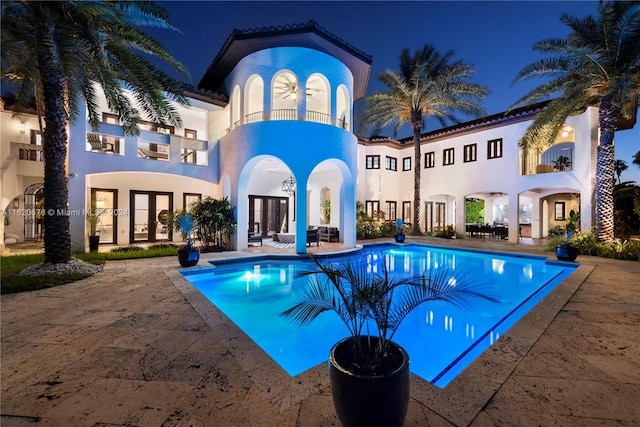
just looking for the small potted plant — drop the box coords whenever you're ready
[282,252,494,427]
[555,210,580,261]
[171,210,200,267]
[86,210,102,253]
[394,218,405,243]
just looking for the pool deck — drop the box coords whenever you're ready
[2,237,639,426]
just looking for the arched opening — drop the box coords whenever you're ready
[336,85,350,130]
[306,73,330,124]
[231,85,241,129]
[245,157,295,238]
[24,183,44,240]
[245,75,264,124]
[272,71,298,120]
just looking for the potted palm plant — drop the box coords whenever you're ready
[394,218,405,243]
[86,210,102,253]
[555,210,580,261]
[282,252,494,427]
[171,210,200,267]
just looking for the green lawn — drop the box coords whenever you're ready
[1,245,178,294]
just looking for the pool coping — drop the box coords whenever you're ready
[167,244,591,426]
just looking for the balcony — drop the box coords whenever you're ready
[230,110,350,132]
[520,146,574,175]
[87,132,123,155]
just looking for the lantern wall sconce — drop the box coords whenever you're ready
[282,175,296,196]
[18,121,26,134]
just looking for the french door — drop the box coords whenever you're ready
[91,188,117,244]
[130,191,172,243]
[249,195,289,237]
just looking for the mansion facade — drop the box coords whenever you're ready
[1,21,623,254]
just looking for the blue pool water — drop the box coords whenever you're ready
[182,243,576,387]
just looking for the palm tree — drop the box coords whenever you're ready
[511,1,640,244]
[633,150,640,168]
[360,44,488,235]
[1,1,189,263]
[614,159,629,184]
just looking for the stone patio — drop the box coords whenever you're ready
[1,237,639,426]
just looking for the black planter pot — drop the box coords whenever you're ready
[394,233,405,243]
[178,247,200,267]
[556,244,578,261]
[89,235,100,253]
[329,336,410,427]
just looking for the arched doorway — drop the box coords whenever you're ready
[24,183,44,240]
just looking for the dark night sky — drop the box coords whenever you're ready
[150,1,638,182]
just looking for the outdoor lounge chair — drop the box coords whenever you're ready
[248,231,262,246]
[306,227,320,247]
[138,147,168,160]
[87,133,114,152]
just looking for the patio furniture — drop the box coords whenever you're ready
[307,227,320,247]
[493,225,508,239]
[248,230,262,246]
[138,147,168,160]
[275,233,295,243]
[319,226,339,242]
[87,133,114,152]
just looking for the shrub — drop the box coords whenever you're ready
[111,245,146,252]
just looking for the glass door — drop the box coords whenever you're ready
[130,191,172,243]
[91,189,117,244]
[249,195,289,237]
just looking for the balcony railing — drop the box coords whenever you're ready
[336,118,350,130]
[227,109,351,133]
[19,147,44,162]
[271,109,297,121]
[521,147,574,175]
[307,110,331,125]
[245,112,263,124]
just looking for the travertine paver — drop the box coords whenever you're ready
[1,239,639,426]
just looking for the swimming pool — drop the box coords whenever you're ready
[181,243,576,387]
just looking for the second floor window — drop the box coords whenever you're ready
[185,129,197,139]
[488,138,503,159]
[385,156,397,171]
[424,151,435,168]
[366,155,380,169]
[403,157,411,171]
[463,144,477,162]
[443,148,455,166]
[102,113,119,124]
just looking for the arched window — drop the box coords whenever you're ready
[306,74,330,124]
[231,85,241,129]
[336,85,350,130]
[272,71,298,121]
[245,75,264,124]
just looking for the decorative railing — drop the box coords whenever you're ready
[336,118,350,130]
[222,109,353,134]
[307,110,331,125]
[520,147,575,175]
[271,109,298,121]
[19,147,44,162]
[245,111,263,124]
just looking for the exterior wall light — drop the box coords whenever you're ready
[18,121,26,134]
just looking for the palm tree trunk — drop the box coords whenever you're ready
[411,112,422,235]
[36,20,72,263]
[595,96,620,244]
